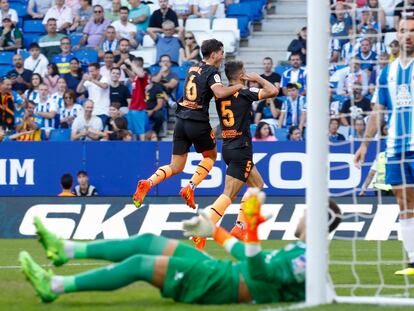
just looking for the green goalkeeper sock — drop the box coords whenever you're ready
[69,233,169,262]
[58,254,156,293]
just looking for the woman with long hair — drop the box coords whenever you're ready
[51,78,68,110]
[252,121,277,142]
[59,90,84,128]
[23,73,43,104]
[180,31,201,66]
[44,63,60,95]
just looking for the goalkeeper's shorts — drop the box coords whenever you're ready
[386,152,414,185]
[161,257,239,304]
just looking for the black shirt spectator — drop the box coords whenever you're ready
[110,84,131,108]
[260,72,281,85]
[7,54,33,94]
[148,8,179,30]
[394,1,414,20]
[287,26,307,65]
[340,96,371,125]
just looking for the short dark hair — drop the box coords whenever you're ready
[159,54,171,62]
[110,102,121,109]
[119,38,130,45]
[110,67,121,73]
[61,173,73,190]
[263,56,273,63]
[114,117,128,130]
[77,170,88,177]
[26,100,36,109]
[201,39,223,59]
[120,6,129,12]
[88,62,100,70]
[224,60,244,82]
[287,83,299,89]
[289,52,302,60]
[29,43,40,50]
[47,18,57,23]
[104,51,114,56]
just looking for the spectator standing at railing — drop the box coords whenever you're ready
[105,0,121,22]
[24,43,49,78]
[252,121,277,142]
[73,171,98,196]
[39,19,67,62]
[281,52,306,96]
[112,6,138,48]
[42,0,73,33]
[128,0,150,45]
[71,99,104,140]
[70,0,94,33]
[0,0,18,27]
[27,0,53,19]
[0,16,22,51]
[260,57,281,87]
[287,26,306,65]
[7,54,32,95]
[148,0,179,33]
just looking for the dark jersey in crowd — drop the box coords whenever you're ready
[7,68,32,93]
[176,61,222,122]
[216,87,261,149]
[260,72,281,85]
[340,97,371,124]
[256,98,282,120]
[146,83,165,110]
[394,1,414,19]
[110,84,131,107]
[148,8,179,29]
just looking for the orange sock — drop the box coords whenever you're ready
[148,165,172,187]
[208,194,232,224]
[189,157,214,188]
[213,226,233,246]
[236,192,249,225]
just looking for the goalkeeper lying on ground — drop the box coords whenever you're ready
[19,189,341,304]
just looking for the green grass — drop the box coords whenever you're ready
[1,239,414,310]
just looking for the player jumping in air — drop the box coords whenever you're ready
[19,189,341,305]
[354,16,414,275]
[133,39,244,209]
[193,61,278,249]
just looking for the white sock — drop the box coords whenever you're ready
[63,241,75,259]
[245,243,261,257]
[51,276,65,294]
[400,218,414,263]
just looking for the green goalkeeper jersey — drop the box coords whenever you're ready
[236,241,306,304]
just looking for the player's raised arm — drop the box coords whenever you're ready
[211,83,244,99]
[243,72,279,99]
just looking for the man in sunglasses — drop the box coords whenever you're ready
[76,4,111,49]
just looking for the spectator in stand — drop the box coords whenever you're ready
[22,73,42,104]
[329,118,346,142]
[0,17,22,51]
[0,78,22,131]
[73,171,98,196]
[349,116,365,140]
[278,83,307,131]
[190,0,219,19]
[58,174,76,196]
[148,0,179,33]
[329,34,341,63]
[53,37,76,75]
[341,27,357,65]
[180,31,201,66]
[128,0,150,45]
[152,54,179,100]
[51,77,68,110]
[14,100,45,141]
[389,40,400,62]
[44,63,60,95]
[254,97,281,127]
[287,125,303,142]
[364,0,386,31]
[0,0,17,26]
[65,0,81,16]
[59,90,84,128]
[64,58,84,97]
[98,25,119,59]
[105,102,124,130]
[330,2,353,46]
[77,62,110,124]
[145,72,166,139]
[394,0,414,31]
[356,38,377,72]
[70,0,94,33]
[100,51,126,82]
[114,38,130,67]
[170,0,191,21]
[24,43,49,78]
[368,52,388,95]
[339,81,371,127]
[105,0,121,22]
[39,19,67,62]
[27,0,53,19]
[287,26,306,65]
[336,58,368,96]
[364,28,386,56]
[261,57,281,87]
[147,20,183,65]
[109,67,131,113]
[76,4,111,49]
[71,99,104,140]
[252,121,277,142]
[112,6,138,47]
[281,52,306,96]
[126,58,148,141]
[35,83,58,131]
[42,0,73,33]
[7,54,32,95]
[357,7,380,38]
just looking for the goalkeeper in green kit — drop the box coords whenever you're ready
[19,189,341,304]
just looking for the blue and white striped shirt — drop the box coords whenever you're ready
[376,58,414,156]
[281,67,307,92]
[35,98,58,129]
[60,104,84,126]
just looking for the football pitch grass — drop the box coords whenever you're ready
[1,239,414,311]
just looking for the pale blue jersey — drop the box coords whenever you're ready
[376,58,414,157]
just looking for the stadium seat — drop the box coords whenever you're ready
[274,64,290,76]
[130,48,156,67]
[212,18,240,41]
[233,16,250,38]
[74,49,98,65]
[185,18,211,32]
[24,33,41,49]
[18,49,30,60]
[0,65,12,78]
[227,3,254,22]
[0,52,15,65]
[212,30,237,54]
[23,20,45,34]
[142,35,155,48]
[193,31,214,47]
[148,65,160,75]
[275,128,288,141]
[176,79,184,100]
[69,33,83,46]
[178,65,190,80]
[241,0,263,21]
[49,129,71,141]
[250,123,257,136]
[11,2,27,18]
